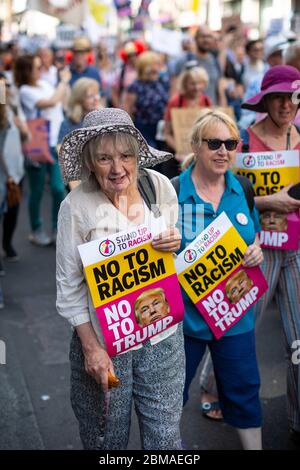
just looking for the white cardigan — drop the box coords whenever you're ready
[56,169,179,344]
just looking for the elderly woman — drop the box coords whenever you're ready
[56,108,185,450]
[176,109,264,449]
[240,65,300,443]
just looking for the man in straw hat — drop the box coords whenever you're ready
[70,36,101,88]
[56,108,185,449]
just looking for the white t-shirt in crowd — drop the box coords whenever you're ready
[19,80,63,147]
[41,65,58,88]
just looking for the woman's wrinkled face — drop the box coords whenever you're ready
[92,137,138,196]
[82,85,101,113]
[194,122,236,176]
[266,93,298,126]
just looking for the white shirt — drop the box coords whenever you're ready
[20,80,64,146]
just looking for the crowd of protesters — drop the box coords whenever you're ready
[1,23,300,449]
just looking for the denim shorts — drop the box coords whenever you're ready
[184,330,262,428]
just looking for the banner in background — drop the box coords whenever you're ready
[191,0,200,13]
[235,150,300,250]
[175,212,268,339]
[28,0,86,27]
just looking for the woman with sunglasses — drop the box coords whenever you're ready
[176,109,263,449]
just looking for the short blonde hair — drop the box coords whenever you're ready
[182,109,240,170]
[178,66,209,94]
[136,51,161,80]
[67,77,100,124]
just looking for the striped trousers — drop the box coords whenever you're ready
[70,324,185,450]
[200,248,300,432]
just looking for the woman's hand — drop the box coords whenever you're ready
[255,184,300,213]
[152,227,181,252]
[243,243,263,268]
[75,323,115,391]
[83,343,115,391]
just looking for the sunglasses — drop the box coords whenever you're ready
[202,139,239,151]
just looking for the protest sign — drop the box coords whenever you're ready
[150,27,183,57]
[78,220,184,356]
[235,150,300,250]
[171,107,234,156]
[221,14,244,39]
[175,212,268,339]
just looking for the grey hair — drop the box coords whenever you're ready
[81,132,140,185]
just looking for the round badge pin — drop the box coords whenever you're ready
[236,213,248,225]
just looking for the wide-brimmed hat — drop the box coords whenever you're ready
[72,36,92,52]
[242,65,300,113]
[59,108,173,183]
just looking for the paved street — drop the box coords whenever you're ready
[0,183,299,450]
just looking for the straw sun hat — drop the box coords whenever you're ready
[59,108,173,183]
